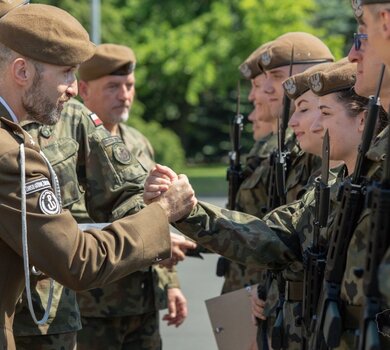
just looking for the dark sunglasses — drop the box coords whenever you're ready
[354,33,368,51]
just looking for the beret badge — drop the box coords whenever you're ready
[283,78,297,96]
[309,73,323,93]
[239,63,252,79]
[351,0,363,18]
[261,51,272,67]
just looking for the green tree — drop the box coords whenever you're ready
[37,0,347,163]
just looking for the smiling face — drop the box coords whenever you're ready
[310,92,365,170]
[288,90,322,156]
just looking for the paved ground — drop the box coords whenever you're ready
[160,196,226,350]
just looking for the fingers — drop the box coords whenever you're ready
[251,295,266,320]
[162,289,187,327]
[155,164,178,182]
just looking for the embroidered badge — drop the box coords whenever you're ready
[283,78,297,96]
[113,143,132,164]
[39,189,60,215]
[26,177,51,196]
[309,73,323,93]
[261,51,272,67]
[102,136,122,147]
[239,63,252,79]
[89,113,103,127]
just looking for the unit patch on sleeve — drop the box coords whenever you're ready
[89,113,103,127]
[25,177,51,196]
[39,189,61,215]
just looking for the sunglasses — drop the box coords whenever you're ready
[354,33,368,51]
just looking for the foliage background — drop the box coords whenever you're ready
[37,0,355,168]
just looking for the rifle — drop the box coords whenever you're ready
[301,130,330,348]
[226,80,244,211]
[217,82,244,278]
[268,47,295,210]
[267,47,294,350]
[310,64,386,349]
[357,104,390,350]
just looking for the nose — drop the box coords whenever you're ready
[66,79,78,98]
[347,43,360,63]
[288,111,299,128]
[309,113,323,134]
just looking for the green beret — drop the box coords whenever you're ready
[282,62,333,100]
[0,4,95,66]
[238,42,272,80]
[308,58,357,96]
[79,43,136,81]
[0,0,28,18]
[258,32,334,71]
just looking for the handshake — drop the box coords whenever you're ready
[144,164,198,223]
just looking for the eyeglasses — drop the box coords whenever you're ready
[354,33,368,51]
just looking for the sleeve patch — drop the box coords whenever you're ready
[25,178,51,196]
[89,113,103,127]
[102,136,122,147]
[39,189,61,215]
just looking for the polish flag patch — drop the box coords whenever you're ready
[89,113,103,127]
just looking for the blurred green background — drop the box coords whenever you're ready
[37,0,357,194]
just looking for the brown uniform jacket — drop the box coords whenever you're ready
[0,116,170,349]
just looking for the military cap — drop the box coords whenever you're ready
[0,0,28,18]
[258,32,334,71]
[79,44,136,81]
[238,42,273,80]
[308,58,356,96]
[282,62,332,100]
[0,4,95,66]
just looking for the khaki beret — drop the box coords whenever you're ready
[258,32,334,71]
[238,42,273,80]
[79,44,136,81]
[308,58,357,96]
[0,4,95,66]
[282,62,333,100]
[0,0,28,18]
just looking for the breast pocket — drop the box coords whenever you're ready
[42,138,82,208]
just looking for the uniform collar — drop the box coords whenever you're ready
[0,96,19,123]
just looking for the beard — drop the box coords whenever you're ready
[22,73,63,126]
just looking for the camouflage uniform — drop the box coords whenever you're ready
[77,122,180,350]
[13,98,148,350]
[331,126,390,349]
[174,162,342,350]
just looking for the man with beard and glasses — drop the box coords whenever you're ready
[0,4,197,350]
[75,43,188,350]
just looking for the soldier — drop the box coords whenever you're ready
[144,59,373,347]
[351,0,390,310]
[0,4,196,350]
[76,43,187,350]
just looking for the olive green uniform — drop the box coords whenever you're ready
[77,122,180,350]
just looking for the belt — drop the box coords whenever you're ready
[285,281,303,302]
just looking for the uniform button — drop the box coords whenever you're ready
[153,256,163,263]
[41,127,52,138]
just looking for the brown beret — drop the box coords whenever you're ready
[238,42,273,80]
[79,44,136,81]
[258,32,334,71]
[308,58,357,96]
[0,4,95,66]
[0,0,28,18]
[282,62,333,100]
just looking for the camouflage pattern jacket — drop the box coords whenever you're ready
[13,99,148,336]
[332,126,390,349]
[77,122,179,318]
[174,163,343,350]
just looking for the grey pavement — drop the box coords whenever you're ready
[160,196,226,350]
